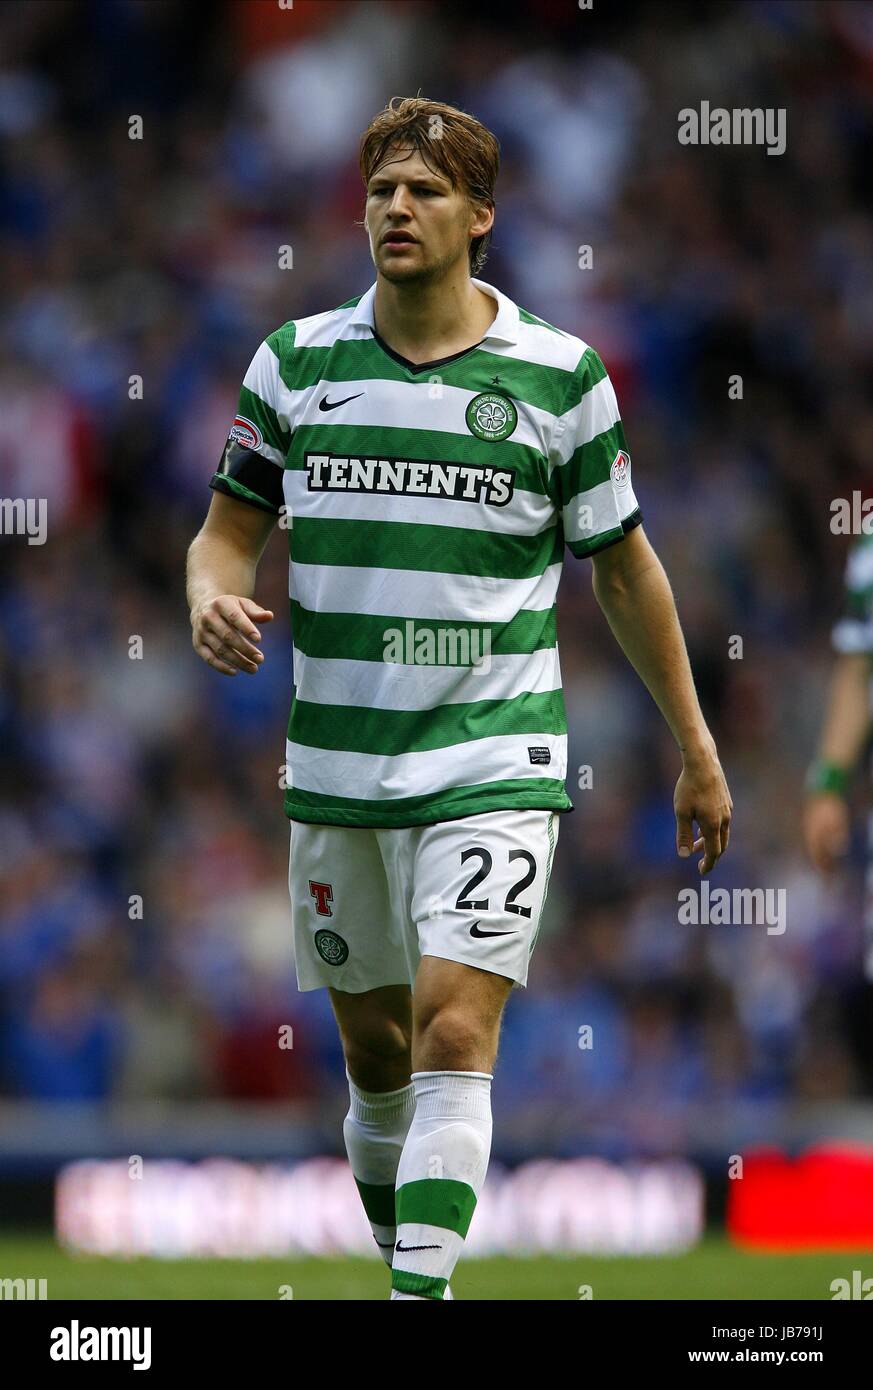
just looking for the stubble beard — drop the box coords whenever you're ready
[375,239,467,288]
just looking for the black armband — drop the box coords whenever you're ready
[209,439,284,514]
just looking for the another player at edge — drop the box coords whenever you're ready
[186,96,733,1299]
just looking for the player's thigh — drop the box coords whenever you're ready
[411,808,560,990]
[412,955,513,1070]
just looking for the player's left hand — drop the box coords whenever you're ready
[674,744,733,876]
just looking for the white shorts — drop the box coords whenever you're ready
[288,808,560,993]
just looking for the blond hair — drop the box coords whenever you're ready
[359,96,500,274]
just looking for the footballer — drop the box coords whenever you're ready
[186,96,732,1299]
[804,530,873,981]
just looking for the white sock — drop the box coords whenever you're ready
[391,1070,492,1300]
[343,1070,415,1265]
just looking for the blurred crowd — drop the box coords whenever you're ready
[2,0,873,1153]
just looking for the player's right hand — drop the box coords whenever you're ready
[191,595,274,676]
[802,792,850,875]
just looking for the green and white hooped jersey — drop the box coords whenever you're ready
[832,531,873,658]
[210,277,642,828]
[834,533,873,981]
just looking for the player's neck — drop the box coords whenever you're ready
[373,271,496,365]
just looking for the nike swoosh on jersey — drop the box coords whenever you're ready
[318,392,364,411]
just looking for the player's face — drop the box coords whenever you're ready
[365,147,491,283]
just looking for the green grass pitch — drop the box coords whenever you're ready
[1,1233,869,1299]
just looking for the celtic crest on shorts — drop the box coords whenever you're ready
[314,928,349,966]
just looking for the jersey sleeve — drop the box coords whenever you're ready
[549,347,641,558]
[210,330,293,515]
[832,537,873,654]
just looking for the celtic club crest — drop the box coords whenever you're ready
[314,928,349,966]
[465,392,518,442]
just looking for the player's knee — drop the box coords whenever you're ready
[414,1006,484,1070]
[342,1017,411,1079]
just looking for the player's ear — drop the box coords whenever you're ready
[469,200,494,238]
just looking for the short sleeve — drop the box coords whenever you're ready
[832,537,873,654]
[210,332,293,515]
[549,347,641,558]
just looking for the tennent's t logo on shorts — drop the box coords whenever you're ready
[309,880,334,916]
